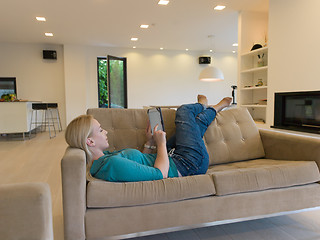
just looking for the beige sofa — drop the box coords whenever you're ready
[61,107,320,240]
[0,182,53,240]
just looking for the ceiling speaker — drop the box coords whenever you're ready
[199,56,211,64]
[43,50,57,60]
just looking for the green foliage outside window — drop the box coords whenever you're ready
[98,58,108,108]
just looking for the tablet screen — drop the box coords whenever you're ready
[148,108,164,134]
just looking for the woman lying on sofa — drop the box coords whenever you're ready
[65,95,232,182]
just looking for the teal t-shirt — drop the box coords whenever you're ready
[90,149,179,182]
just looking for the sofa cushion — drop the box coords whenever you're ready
[86,174,216,208]
[204,107,265,165]
[207,159,320,196]
[87,108,176,152]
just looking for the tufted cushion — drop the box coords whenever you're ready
[204,107,265,165]
[87,108,176,152]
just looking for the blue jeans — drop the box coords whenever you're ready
[167,103,217,176]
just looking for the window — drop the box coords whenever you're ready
[97,55,127,108]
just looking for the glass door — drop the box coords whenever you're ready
[107,55,127,108]
[97,55,127,108]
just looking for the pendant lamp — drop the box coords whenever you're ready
[199,35,224,82]
[199,64,224,82]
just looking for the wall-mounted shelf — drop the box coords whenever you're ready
[239,47,268,123]
[241,46,268,57]
[241,66,268,74]
[241,86,268,91]
[241,104,267,108]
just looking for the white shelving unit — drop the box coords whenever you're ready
[239,47,268,124]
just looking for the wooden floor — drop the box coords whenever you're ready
[1,131,320,240]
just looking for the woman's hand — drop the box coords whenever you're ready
[143,121,157,154]
[144,123,169,178]
[145,121,155,146]
[152,124,166,147]
[152,124,169,178]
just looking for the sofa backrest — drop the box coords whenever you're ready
[87,107,265,166]
[86,108,176,152]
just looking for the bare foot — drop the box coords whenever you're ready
[212,97,232,112]
[197,94,208,106]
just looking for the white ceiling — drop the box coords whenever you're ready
[0,0,268,53]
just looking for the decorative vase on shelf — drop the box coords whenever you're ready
[257,54,264,67]
[257,79,263,86]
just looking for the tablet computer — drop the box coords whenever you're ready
[147,107,165,134]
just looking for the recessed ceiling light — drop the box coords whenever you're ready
[210,49,213,52]
[45,32,53,37]
[186,49,189,51]
[158,0,169,5]
[140,24,149,29]
[160,47,164,50]
[131,37,138,41]
[36,17,46,22]
[232,51,236,53]
[214,5,226,10]
[232,43,238,46]
[133,46,136,49]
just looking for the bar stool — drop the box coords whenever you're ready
[47,103,62,132]
[29,103,56,138]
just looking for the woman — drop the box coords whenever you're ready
[65,95,232,182]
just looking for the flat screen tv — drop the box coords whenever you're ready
[0,77,17,97]
[273,91,320,133]
[284,94,320,127]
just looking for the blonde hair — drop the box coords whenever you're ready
[65,115,94,163]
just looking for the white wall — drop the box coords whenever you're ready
[268,0,320,125]
[0,42,66,128]
[238,11,268,53]
[63,45,89,125]
[0,42,237,128]
[64,45,238,123]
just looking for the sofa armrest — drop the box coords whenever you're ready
[61,147,87,240]
[0,182,53,240]
[259,129,320,169]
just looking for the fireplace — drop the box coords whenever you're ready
[272,91,320,134]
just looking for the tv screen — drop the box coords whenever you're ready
[0,77,17,97]
[284,93,320,128]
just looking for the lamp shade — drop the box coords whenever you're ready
[199,66,224,82]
